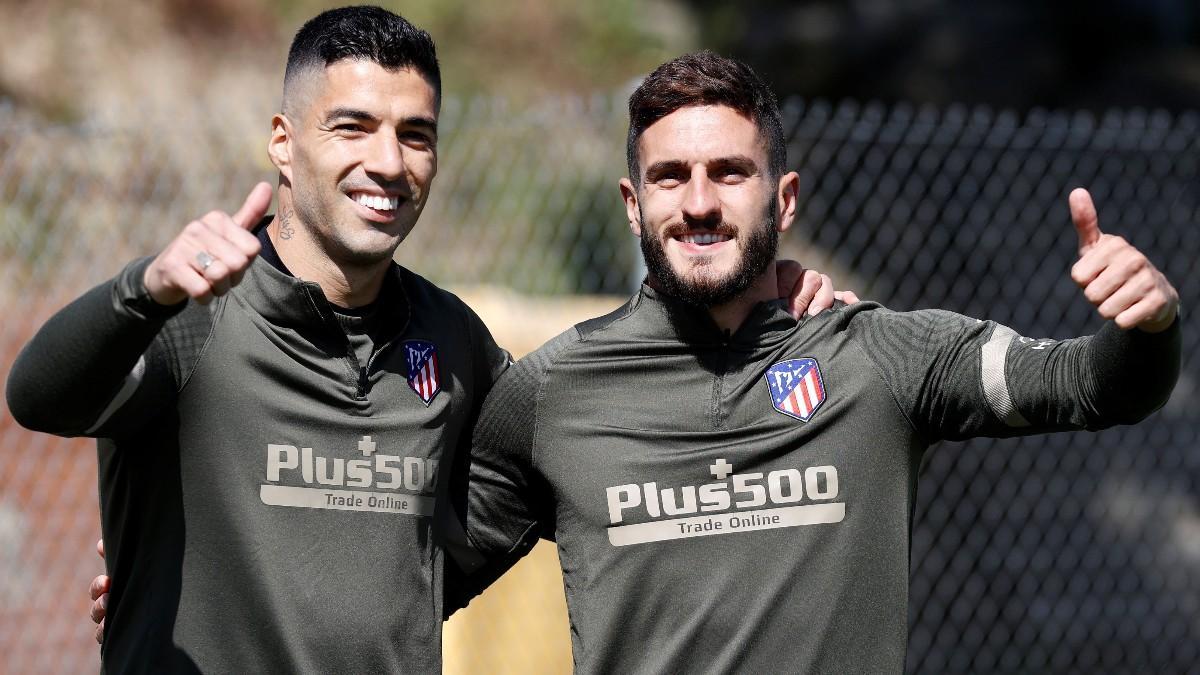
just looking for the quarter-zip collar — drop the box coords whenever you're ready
[237,217,410,339]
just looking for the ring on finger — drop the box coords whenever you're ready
[196,250,216,271]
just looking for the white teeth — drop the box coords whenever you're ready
[679,233,729,245]
[352,193,400,211]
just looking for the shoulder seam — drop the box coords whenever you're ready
[574,296,638,343]
[523,295,636,468]
[176,298,224,393]
[845,309,932,445]
[528,325,583,471]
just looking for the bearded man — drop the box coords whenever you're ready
[440,51,1181,673]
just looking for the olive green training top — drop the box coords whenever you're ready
[443,284,1179,674]
[7,225,509,674]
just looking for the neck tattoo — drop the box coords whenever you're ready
[279,208,295,240]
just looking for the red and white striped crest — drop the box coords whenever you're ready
[765,357,826,422]
[404,340,441,405]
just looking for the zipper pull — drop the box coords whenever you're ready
[357,367,369,396]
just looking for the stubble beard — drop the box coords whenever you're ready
[639,196,779,309]
[290,181,407,269]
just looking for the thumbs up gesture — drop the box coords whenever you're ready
[142,182,273,306]
[1069,188,1178,332]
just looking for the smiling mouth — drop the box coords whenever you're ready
[348,191,404,213]
[674,231,733,246]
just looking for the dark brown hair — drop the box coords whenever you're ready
[626,51,786,185]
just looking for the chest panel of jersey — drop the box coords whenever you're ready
[531,320,924,672]
[157,290,478,668]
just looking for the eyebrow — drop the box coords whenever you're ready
[644,155,759,178]
[323,107,378,125]
[322,108,439,135]
[644,159,686,178]
[404,116,438,135]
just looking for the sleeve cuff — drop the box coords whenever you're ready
[113,256,189,322]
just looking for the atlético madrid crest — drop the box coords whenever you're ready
[764,357,826,422]
[403,339,441,405]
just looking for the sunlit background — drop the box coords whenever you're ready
[1,1,1197,672]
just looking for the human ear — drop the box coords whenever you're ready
[776,171,800,233]
[267,114,295,183]
[619,177,642,237]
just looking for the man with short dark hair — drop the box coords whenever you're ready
[442,51,1181,673]
[8,7,503,672]
[11,9,843,672]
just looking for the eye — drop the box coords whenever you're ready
[653,171,685,187]
[399,130,435,148]
[334,123,366,136]
[716,165,749,182]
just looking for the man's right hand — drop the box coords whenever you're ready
[90,538,109,645]
[775,260,861,320]
[142,182,273,306]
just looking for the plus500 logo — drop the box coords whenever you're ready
[266,444,437,492]
[606,466,838,524]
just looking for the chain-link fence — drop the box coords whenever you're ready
[0,93,1196,673]
[785,100,1199,673]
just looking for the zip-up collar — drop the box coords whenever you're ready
[235,216,410,339]
[629,282,799,348]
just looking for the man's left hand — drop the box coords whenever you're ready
[1069,188,1179,332]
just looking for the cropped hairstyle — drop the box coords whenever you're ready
[282,6,441,112]
[626,51,785,185]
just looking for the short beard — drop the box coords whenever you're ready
[639,196,779,309]
[290,179,403,269]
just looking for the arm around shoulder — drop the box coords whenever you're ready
[436,352,551,609]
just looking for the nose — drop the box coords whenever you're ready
[363,133,405,181]
[681,167,720,225]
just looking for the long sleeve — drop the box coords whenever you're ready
[846,306,1181,443]
[437,330,569,613]
[6,257,206,437]
[437,300,517,615]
